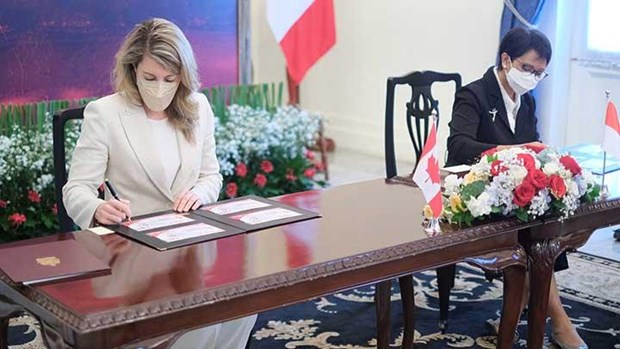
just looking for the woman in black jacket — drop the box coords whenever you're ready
[447,27,587,349]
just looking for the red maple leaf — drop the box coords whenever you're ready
[425,155,441,184]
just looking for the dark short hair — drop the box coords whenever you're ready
[496,27,552,70]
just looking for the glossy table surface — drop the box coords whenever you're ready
[34,180,434,315]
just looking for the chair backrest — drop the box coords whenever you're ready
[384,71,461,178]
[52,107,85,232]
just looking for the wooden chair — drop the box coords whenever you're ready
[52,107,86,233]
[377,71,461,349]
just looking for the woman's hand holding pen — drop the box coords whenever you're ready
[95,199,132,225]
[96,179,132,224]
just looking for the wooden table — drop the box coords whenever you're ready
[523,171,620,348]
[0,179,528,349]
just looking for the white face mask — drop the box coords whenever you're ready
[506,60,539,95]
[137,77,179,112]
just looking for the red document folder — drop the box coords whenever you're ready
[0,239,111,285]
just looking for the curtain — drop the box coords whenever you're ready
[500,0,547,38]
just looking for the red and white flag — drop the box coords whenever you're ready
[412,120,442,218]
[603,100,620,161]
[267,0,336,85]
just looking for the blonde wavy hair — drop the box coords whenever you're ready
[113,18,200,143]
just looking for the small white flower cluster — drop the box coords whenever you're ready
[0,124,55,191]
[215,105,322,176]
[443,146,600,224]
[1,114,82,202]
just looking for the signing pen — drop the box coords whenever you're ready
[104,179,120,200]
[104,179,131,220]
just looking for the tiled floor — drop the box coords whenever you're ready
[326,148,620,262]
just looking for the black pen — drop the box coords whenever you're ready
[104,179,121,201]
[104,179,131,220]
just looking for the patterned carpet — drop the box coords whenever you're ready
[7,252,620,348]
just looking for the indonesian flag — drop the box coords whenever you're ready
[267,0,336,85]
[603,100,620,161]
[412,120,442,218]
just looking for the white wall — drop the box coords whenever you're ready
[251,0,504,166]
[537,0,620,149]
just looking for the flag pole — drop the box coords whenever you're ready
[601,91,610,199]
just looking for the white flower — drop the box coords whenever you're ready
[215,105,322,171]
[528,189,551,218]
[543,162,560,175]
[507,165,528,185]
[443,174,463,196]
[465,192,493,218]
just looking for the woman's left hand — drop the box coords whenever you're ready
[173,191,202,212]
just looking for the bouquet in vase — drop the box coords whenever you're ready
[441,145,601,226]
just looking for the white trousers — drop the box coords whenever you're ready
[171,314,258,349]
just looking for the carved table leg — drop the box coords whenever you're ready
[496,264,526,349]
[526,239,561,349]
[375,280,392,349]
[464,246,528,348]
[398,275,415,349]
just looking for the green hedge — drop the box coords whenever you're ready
[0,83,284,135]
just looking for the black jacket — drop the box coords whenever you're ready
[446,67,540,166]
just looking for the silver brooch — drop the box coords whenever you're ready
[489,108,498,122]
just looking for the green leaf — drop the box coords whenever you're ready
[491,206,502,214]
[463,214,474,226]
[551,200,566,210]
[516,208,530,222]
[460,180,486,201]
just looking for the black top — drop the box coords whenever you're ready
[446,67,539,166]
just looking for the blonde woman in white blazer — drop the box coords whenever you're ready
[63,18,256,349]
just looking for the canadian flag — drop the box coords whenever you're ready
[412,120,442,218]
[267,0,336,85]
[603,100,620,161]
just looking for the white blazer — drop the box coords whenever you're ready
[63,92,223,229]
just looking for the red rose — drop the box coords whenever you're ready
[8,213,27,227]
[304,167,316,178]
[548,174,567,198]
[51,203,58,215]
[481,147,498,158]
[559,155,582,176]
[254,174,267,188]
[524,143,546,153]
[28,190,41,204]
[285,168,297,181]
[490,160,508,176]
[235,163,248,177]
[513,181,536,207]
[526,169,547,190]
[260,160,274,174]
[305,150,315,160]
[225,183,238,198]
[517,153,536,171]
[0,200,7,209]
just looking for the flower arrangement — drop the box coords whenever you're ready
[215,105,326,199]
[441,145,601,226]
